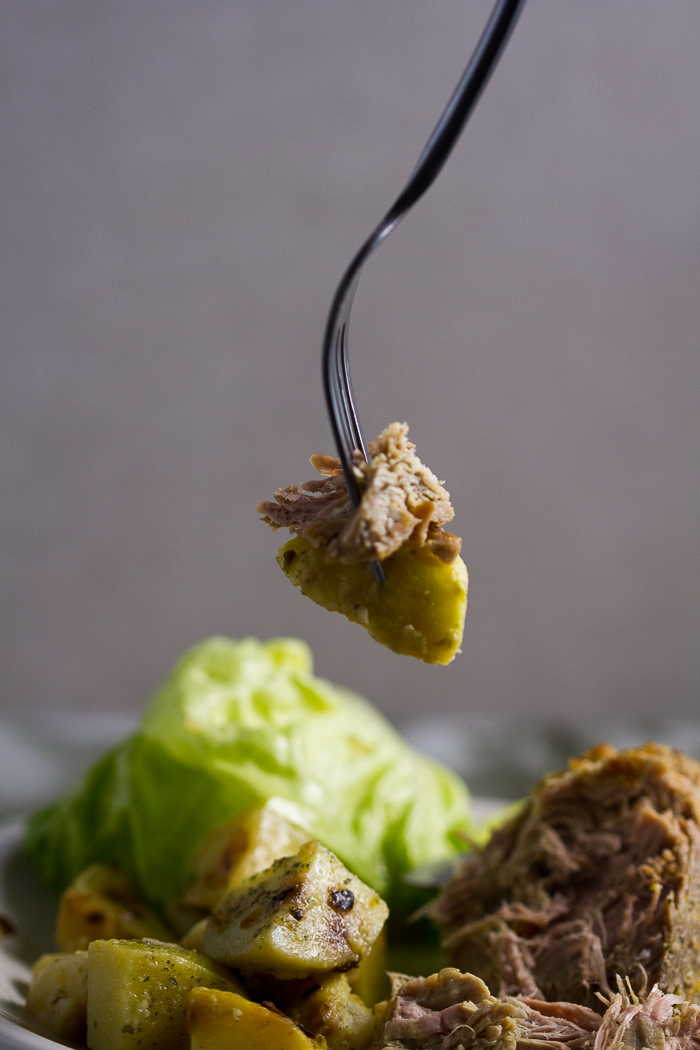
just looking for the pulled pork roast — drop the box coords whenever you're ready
[429,744,700,1009]
[256,422,461,564]
[375,967,700,1050]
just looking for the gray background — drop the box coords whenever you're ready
[2,0,699,727]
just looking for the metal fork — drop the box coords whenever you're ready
[322,0,527,583]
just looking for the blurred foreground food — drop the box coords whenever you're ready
[377,969,700,1050]
[23,743,700,1050]
[26,834,700,1050]
[27,838,389,1050]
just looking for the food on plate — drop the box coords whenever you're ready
[374,967,700,1050]
[85,939,243,1050]
[24,637,472,911]
[56,862,174,951]
[25,950,89,1041]
[429,743,700,1008]
[204,840,388,979]
[21,738,700,1050]
[24,632,700,1050]
[257,423,467,664]
[25,839,388,1050]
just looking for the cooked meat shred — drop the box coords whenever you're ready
[429,744,700,1010]
[256,422,461,564]
[594,981,700,1050]
[375,968,700,1050]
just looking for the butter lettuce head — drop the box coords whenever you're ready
[25,637,471,909]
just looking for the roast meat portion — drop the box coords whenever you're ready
[429,744,700,1009]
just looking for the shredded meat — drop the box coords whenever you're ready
[429,744,700,1010]
[256,422,461,564]
[375,969,700,1050]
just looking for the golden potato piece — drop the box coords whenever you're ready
[347,926,388,1008]
[286,973,378,1050]
[204,840,389,980]
[25,951,88,1042]
[56,863,173,951]
[183,804,310,910]
[277,537,467,665]
[86,938,243,1050]
[188,988,325,1050]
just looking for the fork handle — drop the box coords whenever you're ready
[394,0,528,223]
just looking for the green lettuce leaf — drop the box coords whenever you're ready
[24,637,471,909]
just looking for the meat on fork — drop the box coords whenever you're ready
[256,422,461,564]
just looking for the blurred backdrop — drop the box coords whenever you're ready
[2,1,699,748]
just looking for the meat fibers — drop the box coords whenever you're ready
[376,968,700,1050]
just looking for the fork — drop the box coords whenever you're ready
[322,0,527,584]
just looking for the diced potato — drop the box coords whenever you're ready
[183,804,310,910]
[25,950,88,1041]
[286,973,378,1050]
[86,938,244,1050]
[56,863,174,951]
[347,927,388,1008]
[188,987,325,1050]
[204,840,389,980]
[277,536,467,665]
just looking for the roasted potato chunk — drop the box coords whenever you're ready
[183,804,310,910]
[86,938,243,1050]
[188,988,325,1050]
[56,863,173,951]
[277,536,467,665]
[204,840,388,980]
[25,951,88,1042]
[287,973,378,1050]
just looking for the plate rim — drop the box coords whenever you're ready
[0,818,70,1050]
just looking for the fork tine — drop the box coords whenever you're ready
[339,324,368,460]
[325,320,386,585]
[334,330,355,461]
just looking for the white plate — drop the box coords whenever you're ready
[0,820,68,1050]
